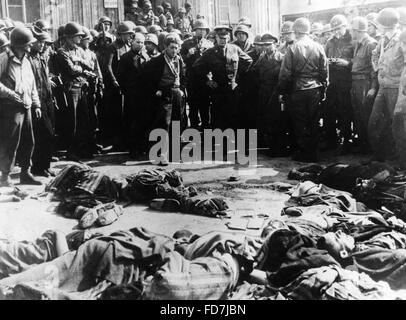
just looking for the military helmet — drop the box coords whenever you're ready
[0,33,10,48]
[234,24,250,37]
[165,32,182,46]
[130,0,138,8]
[281,21,294,34]
[3,19,14,31]
[238,17,252,28]
[65,22,85,37]
[99,16,112,26]
[58,25,66,39]
[162,2,172,10]
[33,30,52,43]
[145,33,159,47]
[253,34,262,45]
[0,20,6,32]
[398,7,406,25]
[311,22,323,35]
[82,26,92,41]
[143,1,152,9]
[193,19,210,31]
[351,16,368,32]
[293,17,311,34]
[214,25,232,35]
[10,27,36,47]
[366,12,379,29]
[376,8,399,28]
[135,25,148,34]
[117,21,136,34]
[330,15,348,30]
[261,32,278,44]
[148,25,163,33]
[33,19,51,34]
[321,23,332,35]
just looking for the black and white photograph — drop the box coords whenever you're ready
[0,0,405,305]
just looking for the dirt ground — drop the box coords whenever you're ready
[0,151,370,242]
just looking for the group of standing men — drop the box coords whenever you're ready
[0,3,406,187]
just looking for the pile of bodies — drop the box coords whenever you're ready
[45,163,229,229]
[3,163,406,299]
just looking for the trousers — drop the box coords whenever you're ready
[288,89,321,160]
[32,104,55,172]
[368,87,398,159]
[65,86,92,154]
[351,79,374,148]
[0,103,34,174]
[324,83,353,144]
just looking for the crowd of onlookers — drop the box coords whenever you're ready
[0,1,405,187]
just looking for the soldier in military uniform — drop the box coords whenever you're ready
[156,5,168,31]
[125,0,142,24]
[232,25,253,53]
[137,1,158,27]
[252,33,288,155]
[163,2,174,22]
[57,22,94,160]
[193,26,253,130]
[0,27,42,186]
[80,27,104,154]
[320,24,333,48]
[278,18,329,163]
[366,13,382,42]
[174,7,192,36]
[95,16,114,36]
[181,19,213,129]
[29,29,56,177]
[278,21,295,55]
[148,25,163,38]
[118,33,150,157]
[145,33,160,58]
[369,8,404,162]
[310,22,323,44]
[103,21,134,149]
[324,15,355,153]
[349,17,378,154]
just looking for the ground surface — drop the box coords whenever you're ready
[0,151,369,242]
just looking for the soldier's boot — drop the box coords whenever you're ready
[0,173,14,187]
[20,170,43,186]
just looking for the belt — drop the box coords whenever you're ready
[352,74,370,80]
